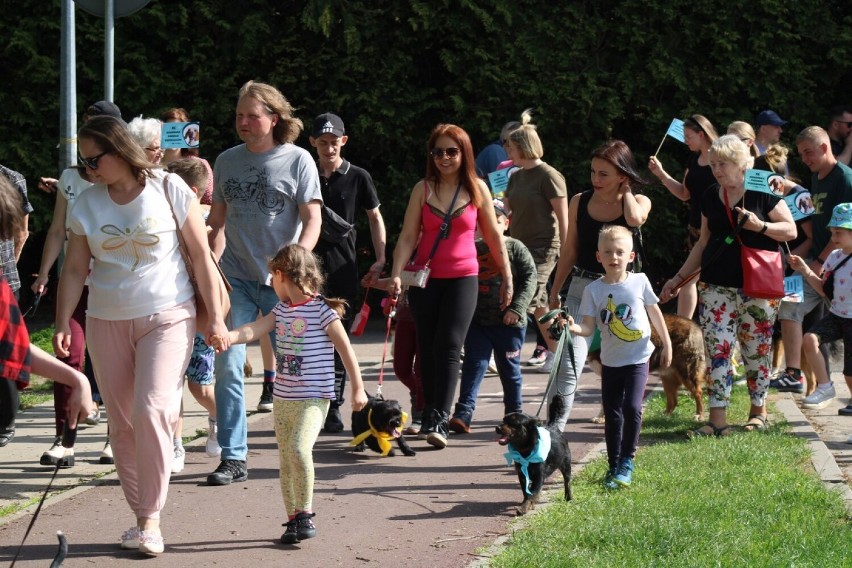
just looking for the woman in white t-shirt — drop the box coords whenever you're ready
[54,116,230,555]
[32,166,112,467]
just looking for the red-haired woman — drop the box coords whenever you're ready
[389,124,511,449]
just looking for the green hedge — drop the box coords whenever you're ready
[4,0,850,287]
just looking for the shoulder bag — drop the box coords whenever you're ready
[320,204,355,244]
[400,182,462,288]
[723,190,784,299]
[163,174,232,330]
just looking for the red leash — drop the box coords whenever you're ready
[376,292,399,398]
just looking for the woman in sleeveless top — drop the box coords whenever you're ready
[648,114,718,319]
[389,124,511,449]
[549,141,652,429]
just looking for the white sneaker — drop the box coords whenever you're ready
[801,383,836,409]
[84,407,102,426]
[487,356,498,375]
[846,434,852,445]
[40,437,74,467]
[171,446,185,473]
[99,440,114,464]
[206,418,221,458]
[536,351,555,374]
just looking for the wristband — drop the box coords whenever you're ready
[760,222,768,234]
[817,257,826,264]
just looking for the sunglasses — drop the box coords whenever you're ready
[78,150,109,170]
[430,147,460,160]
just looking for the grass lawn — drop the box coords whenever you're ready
[489,386,852,567]
[18,325,56,409]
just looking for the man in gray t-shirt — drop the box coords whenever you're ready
[206,81,322,486]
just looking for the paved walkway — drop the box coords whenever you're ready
[0,327,850,567]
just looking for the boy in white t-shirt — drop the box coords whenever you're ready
[789,203,852,423]
[567,225,671,488]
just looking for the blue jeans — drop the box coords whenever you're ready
[455,322,525,421]
[214,277,278,461]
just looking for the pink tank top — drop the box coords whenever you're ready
[414,182,479,278]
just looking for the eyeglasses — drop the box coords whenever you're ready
[430,147,460,160]
[78,150,109,170]
[837,120,852,127]
[145,146,163,154]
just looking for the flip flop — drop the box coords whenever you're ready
[742,414,769,432]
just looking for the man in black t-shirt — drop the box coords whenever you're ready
[309,113,387,432]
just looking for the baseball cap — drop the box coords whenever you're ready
[754,110,787,127]
[828,203,852,230]
[493,198,508,218]
[85,100,123,120]
[312,113,345,138]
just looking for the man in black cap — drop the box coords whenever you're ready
[309,112,386,432]
[754,109,788,155]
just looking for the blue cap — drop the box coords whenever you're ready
[828,203,852,230]
[754,110,787,127]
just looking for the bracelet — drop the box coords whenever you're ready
[817,257,826,264]
[675,273,685,283]
[760,222,768,234]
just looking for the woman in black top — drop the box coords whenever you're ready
[661,135,795,436]
[549,140,651,430]
[649,114,718,319]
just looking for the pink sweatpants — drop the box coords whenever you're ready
[86,300,194,520]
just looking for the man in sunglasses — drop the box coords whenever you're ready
[827,105,852,166]
[308,112,386,433]
[205,81,322,486]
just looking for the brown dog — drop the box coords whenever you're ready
[588,313,706,420]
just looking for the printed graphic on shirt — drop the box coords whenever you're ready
[221,165,288,215]
[600,294,642,342]
[100,218,160,271]
[278,316,309,378]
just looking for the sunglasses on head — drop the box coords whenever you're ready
[78,150,109,170]
[430,147,460,160]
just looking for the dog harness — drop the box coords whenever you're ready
[504,427,551,495]
[350,409,408,456]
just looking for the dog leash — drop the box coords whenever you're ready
[10,424,76,567]
[375,291,399,399]
[535,309,578,418]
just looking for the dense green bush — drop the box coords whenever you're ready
[2,0,850,289]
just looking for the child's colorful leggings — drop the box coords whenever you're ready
[273,398,329,516]
[698,283,779,409]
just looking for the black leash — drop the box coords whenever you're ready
[10,424,76,567]
[535,309,579,417]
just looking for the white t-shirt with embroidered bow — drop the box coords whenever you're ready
[68,171,195,320]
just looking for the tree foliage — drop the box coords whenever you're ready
[2,0,850,284]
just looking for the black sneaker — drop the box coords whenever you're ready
[280,520,299,544]
[839,404,852,416]
[418,409,436,440]
[769,370,804,393]
[257,382,274,413]
[426,411,449,449]
[0,426,14,447]
[207,459,248,486]
[295,512,317,540]
[323,405,344,433]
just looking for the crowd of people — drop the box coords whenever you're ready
[1,84,852,553]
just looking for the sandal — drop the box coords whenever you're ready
[688,423,735,438]
[742,414,769,432]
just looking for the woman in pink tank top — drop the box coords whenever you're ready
[389,124,512,449]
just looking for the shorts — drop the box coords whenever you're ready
[185,333,214,385]
[526,245,559,311]
[806,312,852,376]
[778,278,823,323]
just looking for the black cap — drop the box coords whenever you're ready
[311,113,345,138]
[85,100,123,120]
